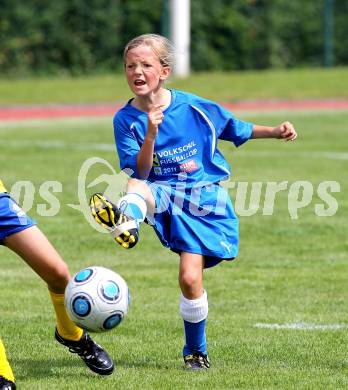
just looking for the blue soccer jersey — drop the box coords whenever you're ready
[114,89,253,187]
[113,90,254,267]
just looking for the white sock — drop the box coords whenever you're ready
[179,291,208,323]
[117,193,147,226]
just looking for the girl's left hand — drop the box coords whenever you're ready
[274,121,297,141]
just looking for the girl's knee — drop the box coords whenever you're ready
[127,178,145,191]
[47,262,70,293]
[128,178,154,195]
[179,272,203,299]
[179,271,197,290]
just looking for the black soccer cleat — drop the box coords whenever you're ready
[0,376,16,390]
[55,328,114,375]
[184,353,210,371]
[90,193,139,249]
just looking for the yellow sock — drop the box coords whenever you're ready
[49,290,83,341]
[0,339,15,383]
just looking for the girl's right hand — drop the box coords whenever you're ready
[147,104,165,139]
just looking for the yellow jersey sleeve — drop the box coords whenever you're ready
[0,179,7,193]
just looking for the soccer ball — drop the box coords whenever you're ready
[64,266,130,332]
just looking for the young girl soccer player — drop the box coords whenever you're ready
[90,34,297,370]
[0,180,114,389]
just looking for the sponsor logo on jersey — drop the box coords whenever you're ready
[152,153,160,167]
[157,141,196,158]
[179,159,198,173]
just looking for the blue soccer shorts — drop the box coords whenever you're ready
[146,182,238,268]
[0,193,36,245]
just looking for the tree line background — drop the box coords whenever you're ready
[0,0,347,76]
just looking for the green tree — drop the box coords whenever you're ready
[0,0,347,75]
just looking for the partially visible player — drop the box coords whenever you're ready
[90,34,297,370]
[0,179,114,390]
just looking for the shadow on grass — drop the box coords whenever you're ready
[115,358,184,370]
[14,357,96,380]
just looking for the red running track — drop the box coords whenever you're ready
[0,99,347,121]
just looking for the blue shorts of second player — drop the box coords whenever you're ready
[146,182,239,268]
[0,193,36,245]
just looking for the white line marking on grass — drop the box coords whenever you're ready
[255,322,347,330]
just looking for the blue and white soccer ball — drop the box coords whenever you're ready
[65,266,130,332]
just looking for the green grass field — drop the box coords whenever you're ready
[0,71,348,389]
[0,67,347,104]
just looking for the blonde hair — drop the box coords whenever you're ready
[124,34,175,68]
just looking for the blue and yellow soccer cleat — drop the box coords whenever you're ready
[90,193,139,249]
[184,353,210,371]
